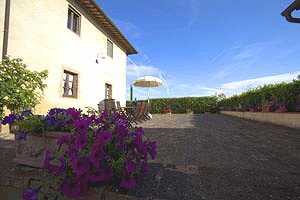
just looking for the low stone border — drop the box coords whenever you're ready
[220,111,300,129]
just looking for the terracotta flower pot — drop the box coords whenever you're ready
[13,132,68,168]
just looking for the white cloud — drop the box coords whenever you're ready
[127,64,161,77]
[220,71,300,95]
[232,43,264,61]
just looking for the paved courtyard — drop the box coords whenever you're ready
[129,114,300,200]
[0,114,299,200]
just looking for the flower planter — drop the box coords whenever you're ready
[13,132,67,168]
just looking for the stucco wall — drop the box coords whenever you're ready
[5,0,127,114]
[221,111,300,129]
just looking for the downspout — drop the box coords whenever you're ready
[2,0,10,60]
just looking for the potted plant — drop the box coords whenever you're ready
[3,108,157,199]
[163,109,172,115]
[186,109,193,114]
[1,108,80,167]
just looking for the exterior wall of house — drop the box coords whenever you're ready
[4,0,127,114]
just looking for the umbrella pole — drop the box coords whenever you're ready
[147,87,150,103]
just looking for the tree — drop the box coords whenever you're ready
[0,57,48,118]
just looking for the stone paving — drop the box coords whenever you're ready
[128,114,300,200]
[0,114,300,200]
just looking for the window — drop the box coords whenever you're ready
[107,39,113,58]
[105,83,112,99]
[67,7,80,35]
[62,70,78,98]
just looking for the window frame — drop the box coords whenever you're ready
[105,83,112,99]
[62,70,78,98]
[67,6,81,35]
[107,39,113,58]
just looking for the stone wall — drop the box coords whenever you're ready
[220,111,300,129]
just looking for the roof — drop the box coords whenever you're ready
[78,0,138,55]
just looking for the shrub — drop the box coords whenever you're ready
[0,56,48,118]
[220,76,300,112]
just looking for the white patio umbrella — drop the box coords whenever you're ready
[133,76,163,102]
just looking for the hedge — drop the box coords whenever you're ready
[127,96,219,114]
[220,75,300,112]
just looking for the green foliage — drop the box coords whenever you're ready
[127,96,219,114]
[220,76,300,112]
[17,115,47,134]
[0,56,48,118]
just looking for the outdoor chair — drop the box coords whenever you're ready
[128,100,152,123]
[116,101,126,115]
[98,99,117,114]
[127,101,143,124]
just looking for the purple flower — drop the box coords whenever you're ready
[66,145,79,158]
[90,168,105,183]
[54,157,66,176]
[79,171,91,184]
[18,131,27,140]
[136,127,144,134]
[125,160,136,173]
[120,173,136,189]
[89,148,105,168]
[66,108,81,121]
[97,131,112,143]
[75,119,90,134]
[103,165,113,181]
[147,141,157,160]
[61,177,81,198]
[21,109,33,117]
[75,134,89,149]
[43,150,52,170]
[57,134,73,145]
[22,188,39,200]
[141,161,148,173]
[71,157,90,176]
[1,114,17,125]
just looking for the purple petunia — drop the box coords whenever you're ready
[22,188,39,200]
[61,177,81,198]
[89,167,105,183]
[120,172,136,189]
[147,141,157,160]
[66,108,81,121]
[71,157,90,176]
[57,134,73,145]
[17,131,27,140]
[103,165,113,181]
[125,159,136,173]
[43,150,52,170]
[75,134,89,149]
[74,119,90,134]
[1,114,17,125]
[89,145,105,168]
[141,160,148,173]
[21,109,33,117]
[97,131,112,143]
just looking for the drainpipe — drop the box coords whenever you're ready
[2,0,10,60]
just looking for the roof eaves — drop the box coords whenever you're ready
[79,0,138,55]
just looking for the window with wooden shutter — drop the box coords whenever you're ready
[67,7,81,35]
[107,39,113,58]
[105,83,112,99]
[62,70,78,98]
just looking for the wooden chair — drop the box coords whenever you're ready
[98,99,117,114]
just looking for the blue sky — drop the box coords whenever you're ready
[98,0,300,100]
